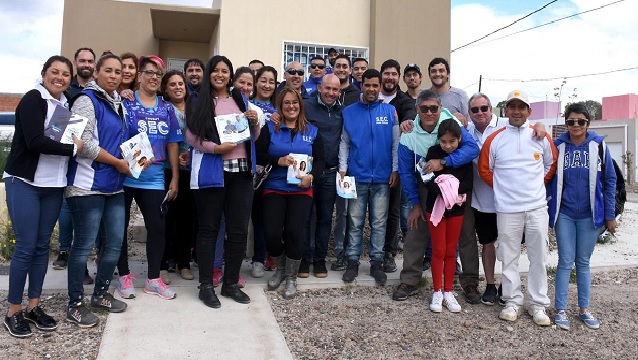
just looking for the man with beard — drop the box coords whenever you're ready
[184,58,204,105]
[378,59,417,273]
[403,63,422,100]
[351,58,368,91]
[427,57,469,126]
[276,61,308,99]
[68,47,96,98]
[326,47,339,74]
[332,55,360,106]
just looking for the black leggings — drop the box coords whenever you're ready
[117,186,166,279]
[263,193,313,260]
[162,169,195,270]
[193,171,253,286]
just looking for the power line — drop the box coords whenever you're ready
[455,0,626,52]
[483,66,638,83]
[451,0,558,53]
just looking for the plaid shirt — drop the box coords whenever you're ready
[223,158,249,173]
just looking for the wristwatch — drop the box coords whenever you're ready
[439,158,447,167]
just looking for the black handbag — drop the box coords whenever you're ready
[253,164,272,190]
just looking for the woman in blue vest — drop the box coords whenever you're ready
[3,55,83,338]
[185,55,260,308]
[255,86,325,299]
[66,53,131,327]
[548,103,617,331]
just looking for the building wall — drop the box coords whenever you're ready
[602,94,638,120]
[0,93,23,112]
[216,0,371,73]
[369,0,450,73]
[62,0,158,60]
[529,101,561,121]
[159,40,210,65]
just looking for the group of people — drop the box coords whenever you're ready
[3,46,617,339]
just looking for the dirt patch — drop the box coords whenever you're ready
[269,267,638,360]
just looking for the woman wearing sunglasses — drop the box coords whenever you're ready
[116,55,183,301]
[547,102,617,331]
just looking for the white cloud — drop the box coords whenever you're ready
[450,0,638,106]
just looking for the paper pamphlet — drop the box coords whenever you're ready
[215,113,251,144]
[416,156,434,183]
[336,175,357,199]
[120,132,154,179]
[287,153,313,184]
[44,105,88,144]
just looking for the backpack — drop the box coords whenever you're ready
[598,142,627,216]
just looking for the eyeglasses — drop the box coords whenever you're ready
[310,64,326,70]
[470,105,489,114]
[142,70,164,78]
[566,118,589,127]
[286,69,304,76]
[419,105,439,114]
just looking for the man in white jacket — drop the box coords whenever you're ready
[478,90,557,326]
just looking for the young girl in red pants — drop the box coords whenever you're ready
[424,119,473,313]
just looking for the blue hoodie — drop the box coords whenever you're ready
[547,130,616,228]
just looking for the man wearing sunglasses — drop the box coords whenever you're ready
[427,57,469,127]
[304,56,327,95]
[478,90,557,326]
[392,89,479,301]
[276,61,308,99]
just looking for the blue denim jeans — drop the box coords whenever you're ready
[5,177,63,304]
[67,193,125,305]
[333,197,348,258]
[305,169,338,262]
[58,198,73,251]
[346,182,389,264]
[400,190,410,236]
[554,212,599,309]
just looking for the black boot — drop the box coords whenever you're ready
[199,284,221,308]
[221,284,251,304]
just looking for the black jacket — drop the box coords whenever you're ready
[424,144,473,217]
[389,88,417,123]
[5,89,74,181]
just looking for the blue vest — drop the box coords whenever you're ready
[67,89,127,193]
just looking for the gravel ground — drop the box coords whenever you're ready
[0,291,107,360]
[268,267,638,360]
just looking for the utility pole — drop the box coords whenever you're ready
[478,75,482,92]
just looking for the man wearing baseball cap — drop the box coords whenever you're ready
[403,63,422,100]
[477,89,557,326]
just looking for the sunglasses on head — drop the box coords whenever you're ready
[310,64,325,70]
[566,118,589,127]
[286,69,304,76]
[470,105,489,114]
[419,105,439,114]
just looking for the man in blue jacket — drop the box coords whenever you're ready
[338,69,399,285]
[299,74,344,278]
[303,56,327,95]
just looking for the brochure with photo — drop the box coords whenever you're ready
[416,156,434,183]
[44,105,88,144]
[215,113,251,144]
[287,153,313,184]
[336,175,357,199]
[120,132,154,179]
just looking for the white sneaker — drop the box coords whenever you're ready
[499,305,521,322]
[251,262,265,278]
[528,308,551,326]
[430,291,443,313]
[443,292,461,313]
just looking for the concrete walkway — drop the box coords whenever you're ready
[1,202,637,359]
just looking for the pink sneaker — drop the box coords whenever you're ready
[117,273,136,299]
[213,269,223,287]
[144,278,176,300]
[238,275,246,288]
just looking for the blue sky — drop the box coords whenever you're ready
[0,0,636,107]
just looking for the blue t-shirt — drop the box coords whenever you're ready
[123,92,184,189]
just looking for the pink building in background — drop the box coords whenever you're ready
[529,100,562,120]
[602,94,638,120]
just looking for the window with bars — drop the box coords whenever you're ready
[282,41,368,80]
